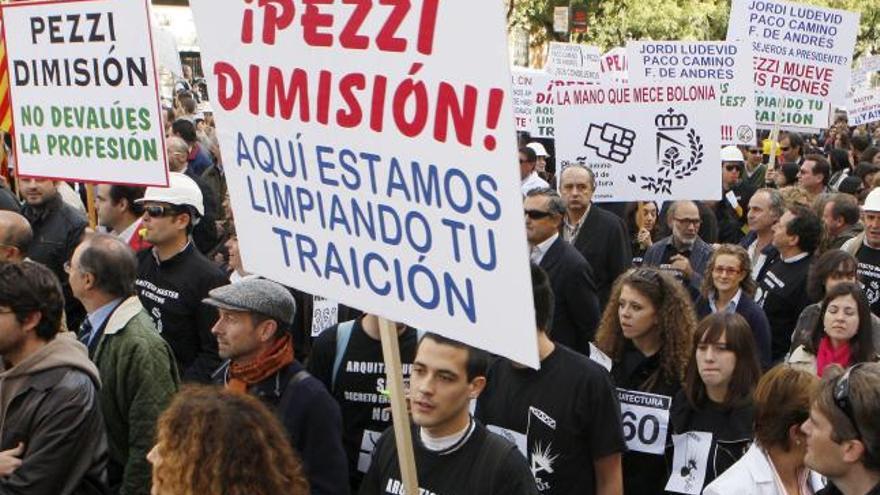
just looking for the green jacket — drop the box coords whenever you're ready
[92,296,180,495]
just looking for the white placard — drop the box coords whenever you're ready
[511,68,542,132]
[1,0,168,186]
[553,7,569,34]
[848,90,880,126]
[190,0,539,367]
[554,84,722,202]
[618,388,672,455]
[528,73,595,139]
[600,47,629,84]
[727,0,859,131]
[628,40,757,146]
[666,431,714,494]
[311,295,339,337]
[545,42,602,81]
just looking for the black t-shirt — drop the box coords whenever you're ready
[754,254,812,362]
[135,243,229,382]
[855,244,880,316]
[308,319,419,489]
[611,345,680,495]
[665,391,754,494]
[474,345,625,495]
[359,421,538,495]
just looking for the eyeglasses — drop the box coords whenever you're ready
[674,217,702,226]
[712,266,741,276]
[144,205,180,218]
[833,363,868,442]
[748,149,762,154]
[524,209,553,220]
[724,165,741,172]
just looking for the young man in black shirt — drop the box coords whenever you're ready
[135,173,229,382]
[360,334,537,495]
[755,205,820,362]
[843,189,880,316]
[308,314,420,491]
[476,263,625,495]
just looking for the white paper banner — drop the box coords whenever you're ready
[190,0,539,366]
[628,40,757,146]
[618,388,672,455]
[545,42,602,81]
[554,84,722,202]
[1,0,168,186]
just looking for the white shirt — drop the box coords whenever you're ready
[530,233,558,265]
[709,288,742,314]
[521,171,549,197]
[783,252,810,264]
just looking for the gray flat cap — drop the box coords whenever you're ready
[203,278,296,324]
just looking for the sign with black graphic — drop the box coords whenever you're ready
[554,84,721,202]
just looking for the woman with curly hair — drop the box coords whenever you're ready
[696,244,772,367]
[595,267,696,495]
[147,385,309,495]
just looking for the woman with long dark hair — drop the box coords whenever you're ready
[665,312,761,493]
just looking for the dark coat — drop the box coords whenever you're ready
[22,194,88,330]
[213,360,350,495]
[539,236,601,355]
[643,235,714,296]
[567,206,631,308]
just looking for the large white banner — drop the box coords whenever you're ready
[555,84,721,202]
[628,41,757,146]
[190,0,538,366]
[1,0,168,186]
[727,0,859,131]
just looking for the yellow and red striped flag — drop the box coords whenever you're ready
[0,17,12,134]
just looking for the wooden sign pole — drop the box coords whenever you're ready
[378,317,420,495]
[85,183,97,229]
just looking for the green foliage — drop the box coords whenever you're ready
[508,0,879,59]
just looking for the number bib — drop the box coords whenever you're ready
[616,388,671,455]
[311,295,339,337]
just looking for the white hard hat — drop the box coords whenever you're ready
[137,172,204,216]
[720,145,744,163]
[527,142,549,157]
[864,188,880,212]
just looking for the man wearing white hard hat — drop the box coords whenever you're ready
[716,145,755,244]
[843,188,880,315]
[134,172,229,383]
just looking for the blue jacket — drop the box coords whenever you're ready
[213,360,349,495]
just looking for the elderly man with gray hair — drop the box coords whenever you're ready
[524,187,600,355]
[206,278,349,495]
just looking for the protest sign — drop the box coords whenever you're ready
[554,83,721,202]
[600,47,628,84]
[189,0,538,368]
[1,0,168,186]
[628,41,756,146]
[545,42,601,81]
[553,7,569,34]
[852,56,880,90]
[727,0,859,131]
[528,73,596,139]
[511,67,542,132]
[617,388,672,455]
[848,90,880,127]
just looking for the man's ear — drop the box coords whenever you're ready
[468,376,487,400]
[21,310,42,333]
[256,319,279,343]
[841,438,868,465]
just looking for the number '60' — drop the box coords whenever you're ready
[622,411,661,444]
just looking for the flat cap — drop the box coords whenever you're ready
[203,278,296,324]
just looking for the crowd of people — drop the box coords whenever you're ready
[0,70,876,495]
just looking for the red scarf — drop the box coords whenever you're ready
[816,336,851,377]
[227,334,294,393]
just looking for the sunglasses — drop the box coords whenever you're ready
[833,363,868,442]
[144,205,181,218]
[748,149,761,154]
[519,159,534,164]
[524,209,553,220]
[724,165,740,172]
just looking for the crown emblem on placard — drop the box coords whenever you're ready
[655,108,688,131]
